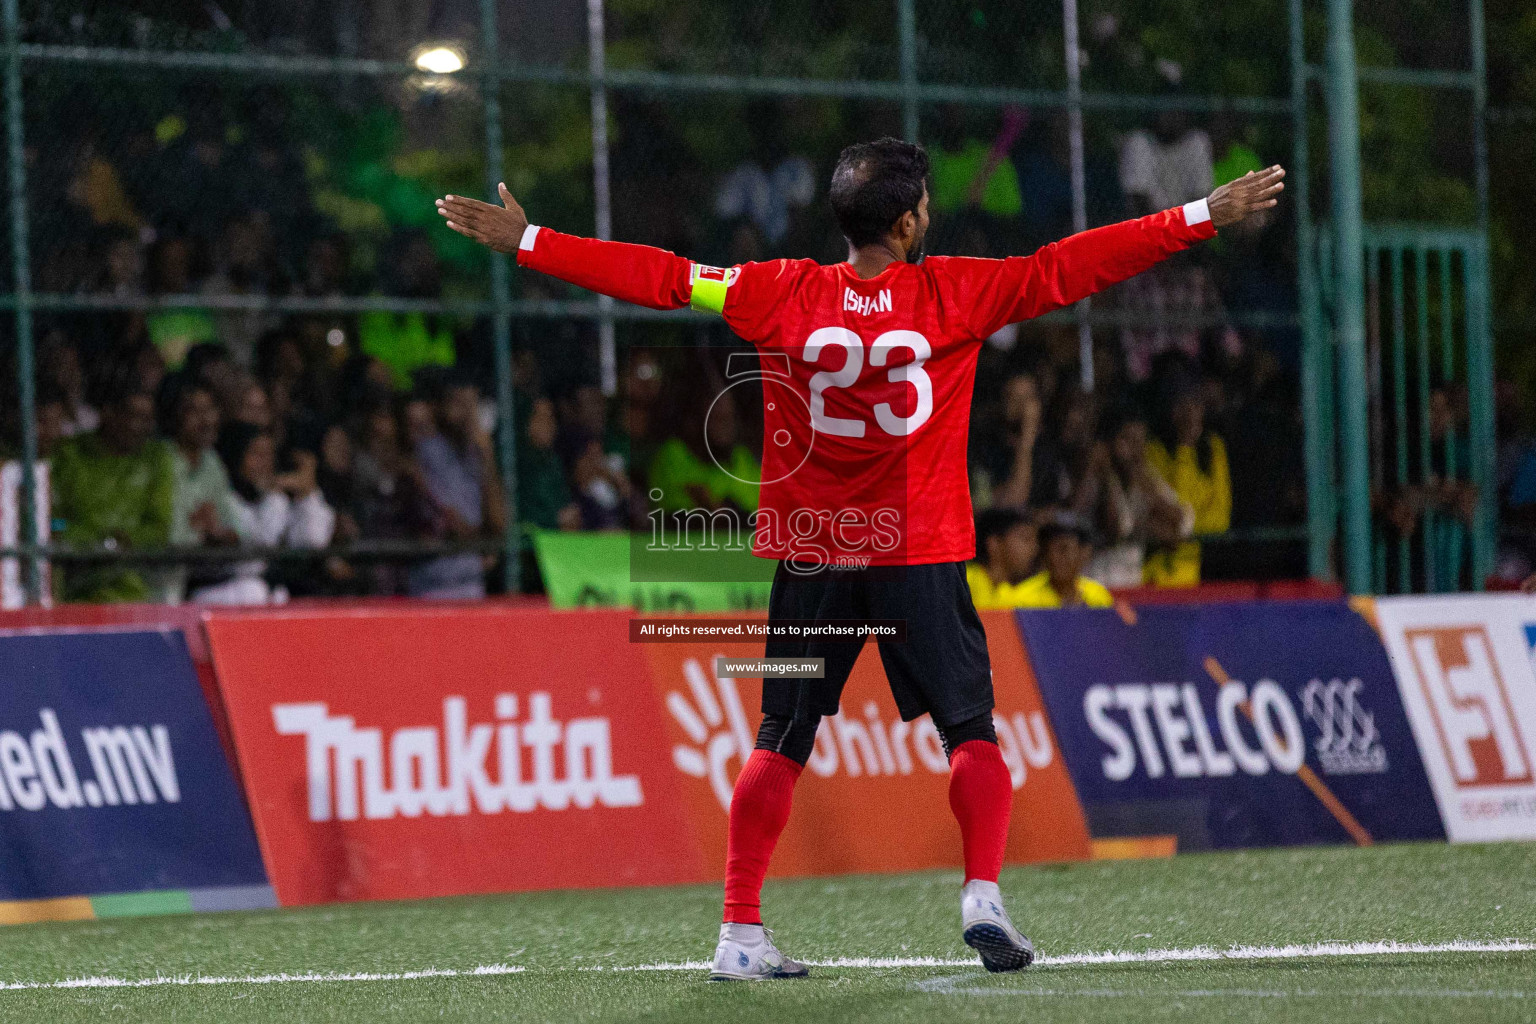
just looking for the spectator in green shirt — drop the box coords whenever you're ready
[647,388,760,516]
[163,380,243,602]
[359,234,457,389]
[168,382,242,549]
[928,109,1023,218]
[518,397,580,532]
[51,382,175,602]
[145,236,217,370]
[358,310,456,391]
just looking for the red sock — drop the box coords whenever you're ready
[948,739,1013,884]
[722,749,803,924]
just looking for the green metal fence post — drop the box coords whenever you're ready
[1368,244,1385,594]
[1324,0,1372,595]
[3,0,39,604]
[1466,241,1494,587]
[1062,0,1094,392]
[1470,0,1489,235]
[1439,251,1455,591]
[587,0,616,396]
[482,0,520,593]
[1291,0,1334,581]
[1469,0,1494,588]
[1414,247,1433,587]
[1389,247,1409,593]
[898,0,918,143]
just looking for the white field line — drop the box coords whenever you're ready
[1038,938,1535,967]
[916,982,1535,999]
[0,939,1529,993]
[601,938,1536,973]
[0,964,525,992]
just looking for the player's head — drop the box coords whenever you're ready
[830,137,930,263]
[975,507,1038,586]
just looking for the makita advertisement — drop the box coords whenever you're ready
[1016,602,1444,850]
[0,629,268,899]
[1371,595,1536,842]
[206,606,710,905]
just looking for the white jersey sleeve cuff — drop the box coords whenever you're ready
[1181,198,1211,227]
[518,224,541,252]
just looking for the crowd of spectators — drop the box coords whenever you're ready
[7,331,531,604]
[963,344,1253,608]
[0,56,1333,606]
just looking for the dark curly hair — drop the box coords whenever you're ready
[829,137,930,248]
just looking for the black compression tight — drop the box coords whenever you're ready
[754,712,822,766]
[935,712,997,759]
[753,710,997,767]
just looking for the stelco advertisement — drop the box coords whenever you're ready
[1015,601,1445,850]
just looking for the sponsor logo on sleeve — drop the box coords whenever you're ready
[691,265,740,286]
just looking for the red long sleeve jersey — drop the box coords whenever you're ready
[517,206,1216,566]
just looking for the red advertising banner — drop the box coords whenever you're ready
[205,606,709,905]
[640,609,1091,877]
[206,605,1091,906]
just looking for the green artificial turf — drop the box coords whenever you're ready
[0,841,1531,1023]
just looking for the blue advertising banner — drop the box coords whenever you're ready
[1016,601,1444,850]
[0,628,269,900]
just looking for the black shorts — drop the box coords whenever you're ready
[760,560,993,727]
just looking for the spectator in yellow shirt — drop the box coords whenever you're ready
[1144,373,1230,586]
[966,508,1040,610]
[1013,515,1115,609]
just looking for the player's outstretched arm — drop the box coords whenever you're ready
[961,166,1284,336]
[437,185,696,310]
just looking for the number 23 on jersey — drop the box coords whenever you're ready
[802,327,933,439]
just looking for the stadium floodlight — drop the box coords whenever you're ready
[413,44,465,75]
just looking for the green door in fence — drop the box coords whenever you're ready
[1311,224,1494,593]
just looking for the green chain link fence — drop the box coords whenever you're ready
[0,0,1513,604]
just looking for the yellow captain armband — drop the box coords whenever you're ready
[688,263,739,316]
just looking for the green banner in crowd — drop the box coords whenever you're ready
[531,531,775,612]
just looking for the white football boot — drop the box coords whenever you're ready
[708,923,810,981]
[961,879,1035,972]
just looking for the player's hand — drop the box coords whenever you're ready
[437,184,529,253]
[1206,165,1285,229]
